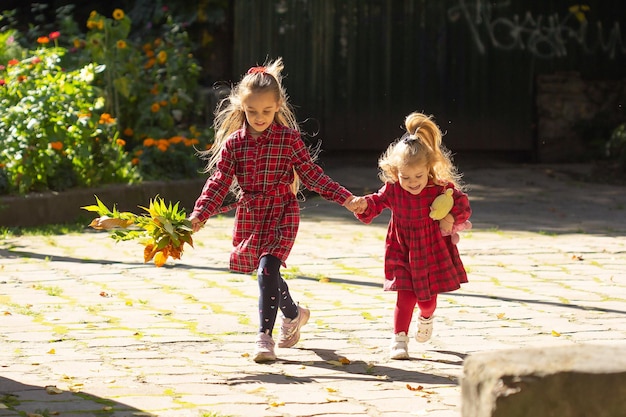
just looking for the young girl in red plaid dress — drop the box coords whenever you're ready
[189,58,364,362]
[356,112,471,360]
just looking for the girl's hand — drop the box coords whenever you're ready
[189,216,204,233]
[343,196,367,214]
[439,213,454,233]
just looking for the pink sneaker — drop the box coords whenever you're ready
[415,316,434,343]
[278,306,310,348]
[253,332,276,362]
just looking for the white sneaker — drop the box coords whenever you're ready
[278,306,310,348]
[253,332,276,362]
[415,316,434,343]
[390,332,409,360]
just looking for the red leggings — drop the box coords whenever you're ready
[394,290,437,334]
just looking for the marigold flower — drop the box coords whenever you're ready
[73,38,82,48]
[154,38,163,48]
[99,113,116,124]
[157,50,167,64]
[169,136,184,144]
[113,9,125,20]
[134,149,143,156]
[205,143,214,150]
[50,141,63,151]
[170,95,179,105]
[17,75,26,82]
[143,138,155,147]
[144,58,156,69]
[159,100,168,107]
[37,36,50,44]
[8,59,19,66]
[116,138,126,146]
[149,84,159,95]
[116,40,127,49]
[123,127,134,136]
[131,157,139,165]
[150,102,160,113]
[86,20,97,30]
[89,10,97,19]
[49,31,60,40]
[96,20,104,30]
[142,43,152,52]
[145,50,155,58]
[77,112,91,119]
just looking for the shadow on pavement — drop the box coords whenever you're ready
[0,376,145,416]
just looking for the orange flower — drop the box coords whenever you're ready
[150,102,160,113]
[134,149,144,156]
[99,113,116,124]
[73,38,82,48]
[37,36,50,44]
[86,20,97,30]
[157,142,169,152]
[50,141,63,151]
[77,112,91,119]
[131,157,139,165]
[159,100,168,107]
[116,138,126,146]
[123,127,134,137]
[116,40,127,49]
[113,9,125,20]
[153,38,163,48]
[144,58,156,69]
[169,136,184,144]
[143,138,155,147]
[97,20,104,30]
[157,51,167,64]
[149,84,159,95]
[8,59,19,66]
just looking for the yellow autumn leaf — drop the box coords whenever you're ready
[338,356,351,364]
[497,313,506,319]
[45,385,63,394]
[319,277,331,283]
[407,384,424,391]
[269,401,285,407]
[47,348,56,354]
[326,396,346,403]
[325,387,338,393]
[551,330,561,337]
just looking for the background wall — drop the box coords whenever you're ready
[231,0,626,160]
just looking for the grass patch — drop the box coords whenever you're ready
[0,221,87,237]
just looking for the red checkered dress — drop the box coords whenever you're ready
[357,181,472,301]
[191,123,352,274]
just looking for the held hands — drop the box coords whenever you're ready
[343,196,368,214]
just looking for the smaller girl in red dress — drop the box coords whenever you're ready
[356,112,472,360]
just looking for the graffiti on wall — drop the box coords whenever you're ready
[448,0,625,59]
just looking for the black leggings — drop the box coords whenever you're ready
[257,254,298,335]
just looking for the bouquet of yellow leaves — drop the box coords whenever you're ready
[82,195,193,267]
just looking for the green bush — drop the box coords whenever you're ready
[0,5,214,195]
[0,40,139,194]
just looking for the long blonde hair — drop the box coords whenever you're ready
[199,57,300,197]
[378,112,464,190]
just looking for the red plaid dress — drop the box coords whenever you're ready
[191,123,352,274]
[357,181,472,301]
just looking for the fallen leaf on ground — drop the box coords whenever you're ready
[551,330,561,337]
[47,348,56,354]
[338,356,351,364]
[407,384,424,391]
[325,387,338,393]
[45,385,63,394]
[269,401,285,407]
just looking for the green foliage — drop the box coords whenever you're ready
[0,43,140,194]
[0,4,215,195]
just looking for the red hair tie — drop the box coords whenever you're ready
[247,66,267,75]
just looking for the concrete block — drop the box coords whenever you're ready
[462,344,626,417]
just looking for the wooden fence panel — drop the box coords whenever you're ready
[233,0,626,155]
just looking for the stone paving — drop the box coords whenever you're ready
[1,158,626,417]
